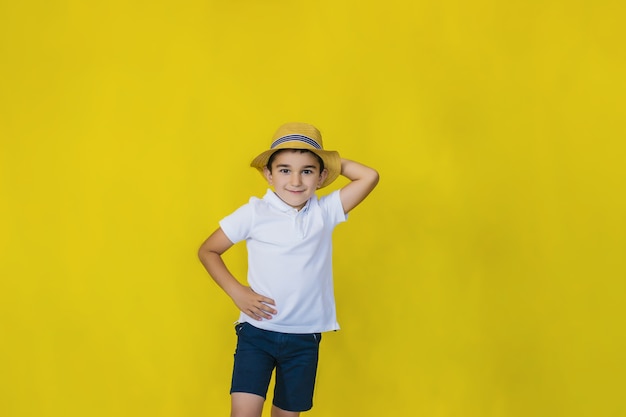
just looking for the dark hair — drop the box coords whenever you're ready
[266,149,325,172]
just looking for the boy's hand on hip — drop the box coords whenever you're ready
[232,286,277,321]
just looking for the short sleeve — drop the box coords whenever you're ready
[218,201,254,244]
[319,190,348,226]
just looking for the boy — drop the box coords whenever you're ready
[198,122,379,417]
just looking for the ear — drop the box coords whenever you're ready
[263,166,273,185]
[317,168,329,188]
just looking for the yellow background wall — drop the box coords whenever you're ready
[1,1,624,416]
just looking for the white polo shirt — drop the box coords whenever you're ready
[219,189,347,333]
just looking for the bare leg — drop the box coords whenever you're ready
[231,393,265,417]
[271,404,300,417]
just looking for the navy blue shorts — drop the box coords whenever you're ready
[230,322,322,412]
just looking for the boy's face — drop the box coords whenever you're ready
[264,150,328,210]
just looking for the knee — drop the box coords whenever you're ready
[271,405,300,417]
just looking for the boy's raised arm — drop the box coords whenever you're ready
[338,158,379,214]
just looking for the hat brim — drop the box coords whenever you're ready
[250,144,341,188]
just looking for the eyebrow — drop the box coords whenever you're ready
[276,164,318,170]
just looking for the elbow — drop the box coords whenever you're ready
[198,245,221,262]
[370,168,380,187]
[198,243,212,261]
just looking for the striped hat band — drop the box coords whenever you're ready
[271,134,322,150]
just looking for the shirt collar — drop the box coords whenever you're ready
[263,189,312,214]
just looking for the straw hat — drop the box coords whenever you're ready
[250,122,341,188]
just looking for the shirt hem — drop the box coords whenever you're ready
[240,319,341,334]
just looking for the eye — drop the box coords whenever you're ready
[302,169,314,175]
[278,168,290,174]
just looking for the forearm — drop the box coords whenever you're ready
[198,228,277,320]
[198,249,245,299]
[341,158,379,183]
[338,158,379,213]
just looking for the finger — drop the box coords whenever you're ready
[255,304,276,319]
[258,302,277,315]
[248,287,273,303]
[258,296,276,306]
[247,308,265,321]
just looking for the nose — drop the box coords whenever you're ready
[290,172,302,186]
